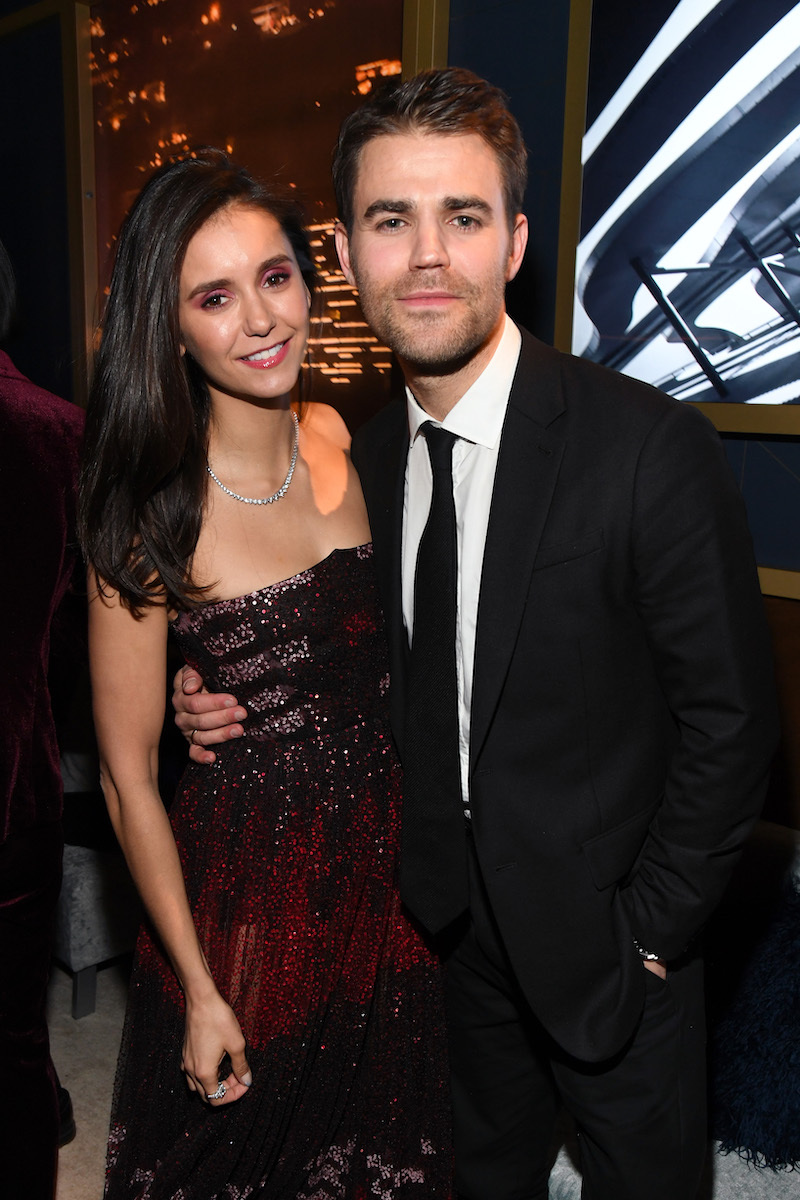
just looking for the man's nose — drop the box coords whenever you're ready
[409,221,450,270]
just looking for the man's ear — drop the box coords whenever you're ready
[505,213,529,284]
[334,221,357,289]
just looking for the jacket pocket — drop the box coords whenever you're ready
[581,798,662,891]
[533,527,604,571]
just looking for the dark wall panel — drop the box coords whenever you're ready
[0,15,72,401]
[448,0,572,343]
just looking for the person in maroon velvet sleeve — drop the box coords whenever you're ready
[0,238,84,1197]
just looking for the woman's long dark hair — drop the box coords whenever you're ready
[79,149,316,614]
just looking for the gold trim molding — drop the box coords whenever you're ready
[403,0,450,75]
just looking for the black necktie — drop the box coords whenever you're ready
[401,422,469,933]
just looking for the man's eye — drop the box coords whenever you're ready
[453,215,478,229]
[378,217,405,231]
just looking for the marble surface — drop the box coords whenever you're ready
[49,962,128,1200]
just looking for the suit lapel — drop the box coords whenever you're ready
[470,334,567,766]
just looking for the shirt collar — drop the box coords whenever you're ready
[406,314,522,449]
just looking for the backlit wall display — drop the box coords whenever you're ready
[90,0,402,426]
[573,0,800,406]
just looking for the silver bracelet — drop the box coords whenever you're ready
[633,938,664,962]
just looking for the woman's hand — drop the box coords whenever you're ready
[181,988,252,1106]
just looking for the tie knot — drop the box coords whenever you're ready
[421,421,457,477]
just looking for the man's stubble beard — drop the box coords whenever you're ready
[351,266,508,377]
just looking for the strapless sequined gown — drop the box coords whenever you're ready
[104,545,452,1199]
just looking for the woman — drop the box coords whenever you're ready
[80,150,451,1198]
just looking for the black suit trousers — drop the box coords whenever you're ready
[444,835,707,1200]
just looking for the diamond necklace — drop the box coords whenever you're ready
[206,410,299,505]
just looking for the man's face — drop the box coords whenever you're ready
[335,132,527,381]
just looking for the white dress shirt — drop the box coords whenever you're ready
[402,315,523,812]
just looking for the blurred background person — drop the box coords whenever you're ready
[0,237,84,1196]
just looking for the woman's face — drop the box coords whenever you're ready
[178,203,310,408]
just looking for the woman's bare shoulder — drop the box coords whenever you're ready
[300,402,351,450]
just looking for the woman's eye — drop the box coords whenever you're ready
[263,270,290,288]
[200,292,228,309]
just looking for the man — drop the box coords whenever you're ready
[0,238,83,1195]
[175,69,778,1199]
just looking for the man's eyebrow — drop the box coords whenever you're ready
[360,196,495,223]
[442,196,493,215]
[361,199,414,221]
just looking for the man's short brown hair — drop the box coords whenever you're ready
[332,67,528,234]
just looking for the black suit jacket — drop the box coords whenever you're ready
[352,330,778,1061]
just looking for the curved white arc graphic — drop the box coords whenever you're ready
[573,4,800,353]
[583,0,724,163]
[626,121,800,330]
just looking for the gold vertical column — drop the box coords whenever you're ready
[553,0,593,353]
[402,0,450,75]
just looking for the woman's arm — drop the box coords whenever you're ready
[89,575,251,1104]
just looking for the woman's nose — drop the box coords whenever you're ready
[242,292,276,336]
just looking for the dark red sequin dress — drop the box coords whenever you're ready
[104,544,452,1199]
